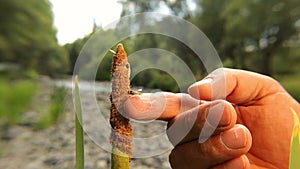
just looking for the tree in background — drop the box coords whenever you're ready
[65,38,88,74]
[114,0,204,91]
[64,0,300,93]
[0,0,68,76]
[118,0,300,76]
[193,0,300,75]
[120,0,192,18]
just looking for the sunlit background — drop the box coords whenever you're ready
[50,0,122,44]
[0,0,300,168]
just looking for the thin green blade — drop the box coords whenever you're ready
[75,75,84,169]
[289,108,300,169]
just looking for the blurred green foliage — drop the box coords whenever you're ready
[278,73,300,102]
[36,86,67,129]
[0,0,69,76]
[65,0,300,96]
[195,0,300,76]
[0,78,36,125]
[132,69,179,92]
[127,0,300,96]
[0,0,69,127]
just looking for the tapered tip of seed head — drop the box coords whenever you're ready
[117,43,124,51]
[115,43,127,60]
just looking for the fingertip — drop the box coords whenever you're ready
[208,100,237,129]
[223,155,250,169]
[188,78,213,100]
[220,124,252,151]
[125,92,183,121]
[124,94,152,120]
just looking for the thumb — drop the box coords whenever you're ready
[188,68,285,104]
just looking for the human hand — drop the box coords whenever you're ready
[125,68,300,169]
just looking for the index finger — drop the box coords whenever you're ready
[124,92,201,121]
[188,68,285,105]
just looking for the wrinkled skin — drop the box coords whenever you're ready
[125,68,300,169]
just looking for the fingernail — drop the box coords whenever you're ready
[189,78,213,89]
[221,126,247,149]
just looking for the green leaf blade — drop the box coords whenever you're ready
[289,108,300,169]
[75,75,84,169]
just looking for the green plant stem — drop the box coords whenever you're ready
[111,147,130,169]
[75,75,84,169]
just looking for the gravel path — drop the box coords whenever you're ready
[0,79,172,169]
